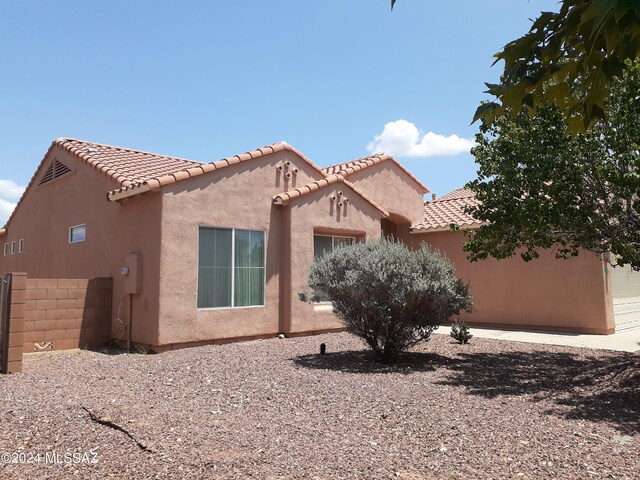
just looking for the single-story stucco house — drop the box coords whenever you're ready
[0,138,637,354]
[410,189,640,334]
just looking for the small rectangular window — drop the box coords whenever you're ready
[18,239,24,254]
[69,224,86,244]
[313,234,355,259]
[3,243,7,256]
[312,234,356,302]
[10,241,15,255]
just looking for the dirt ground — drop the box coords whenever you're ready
[0,331,638,479]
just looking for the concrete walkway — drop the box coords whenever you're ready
[437,325,640,353]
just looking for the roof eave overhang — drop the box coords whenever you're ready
[410,222,483,234]
[108,184,152,202]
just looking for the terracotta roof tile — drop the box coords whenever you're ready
[2,138,329,229]
[322,153,429,193]
[272,174,389,217]
[108,141,327,201]
[411,188,481,232]
[58,138,204,187]
[3,137,200,229]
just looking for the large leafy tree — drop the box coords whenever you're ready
[464,61,640,268]
[476,0,640,132]
[392,0,640,132]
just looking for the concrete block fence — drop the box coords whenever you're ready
[2,273,112,373]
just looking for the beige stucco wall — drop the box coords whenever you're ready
[157,149,333,345]
[344,162,426,224]
[413,231,614,334]
[286,184,385,334]
[0,145,162,346]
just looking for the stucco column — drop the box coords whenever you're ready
[278,206,292,334]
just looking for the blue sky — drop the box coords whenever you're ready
[0,0,558,223]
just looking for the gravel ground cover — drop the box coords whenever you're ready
[0,331,638,479]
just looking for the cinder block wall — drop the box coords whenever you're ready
[23,277,112,353]
[6,273,26,373]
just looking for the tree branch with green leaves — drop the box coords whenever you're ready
[465,61,640,269]
[475,0,640,132]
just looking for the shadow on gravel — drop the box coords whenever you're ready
[436,350,640,434]
[88,342,154,356]
[292,350,455,374]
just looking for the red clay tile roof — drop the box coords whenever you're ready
[108,141,327,201]
[322,153,429,193]
[411,188,481,232]
[58,138,204,187]
[272,174,389,217]
[1,138,206,229]
[2,138,329,229]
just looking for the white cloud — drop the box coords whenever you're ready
[0,179,24,225]
[0,198,16,225]
[367,119,475,158]
[0,179,25,200]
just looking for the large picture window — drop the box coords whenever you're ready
[198,227,265,308]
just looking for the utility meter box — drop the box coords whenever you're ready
[123,253,142,294]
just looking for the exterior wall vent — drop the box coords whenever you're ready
[39,159,72,185]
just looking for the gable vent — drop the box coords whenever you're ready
[39,159,72,185]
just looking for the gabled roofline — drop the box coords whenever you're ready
[272,174,390,217]
[2,139,60,230]
[108,142,328,201]
[2,137,202,230]
[323,153,430,194]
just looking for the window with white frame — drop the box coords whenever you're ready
[10,241,15,255]
[3,243,7,256]
[18,239,23,254]
[198,227,265,309]
[69,224,86,243]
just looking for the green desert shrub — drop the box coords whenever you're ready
[305,238,472,363]
[450,319,473,344]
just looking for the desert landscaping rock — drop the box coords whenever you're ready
[0,332,638,479]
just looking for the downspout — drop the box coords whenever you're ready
[128,293,133,351]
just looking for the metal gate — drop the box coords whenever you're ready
[0,274,12,374]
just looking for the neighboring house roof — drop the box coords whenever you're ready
[411,188,481,233]
[272,174,390,217]
[322,153,430,194]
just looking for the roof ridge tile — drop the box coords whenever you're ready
[322,153,428,193]
[107,141,328,201]
[272,174,389,217]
